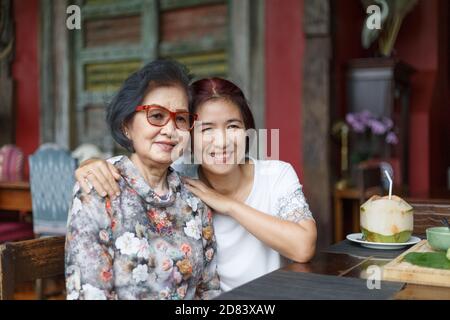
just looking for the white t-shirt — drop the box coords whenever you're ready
[171,158,314,292]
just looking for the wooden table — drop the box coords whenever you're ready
[219,242,450,300]
[0,181,32,212]
[285,252,450,300]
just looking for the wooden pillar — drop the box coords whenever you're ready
[40,0,72,149]
[0,0,14,146]
[229,0,265,130]
[302,0,333,248]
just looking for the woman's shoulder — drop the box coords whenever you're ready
[72,181,107,206]
[106,155,125,166]
[69,182,111,230]
[252,158,295,177]
[175,175,205,208]
[250,158,302,194]
[170,171,208,218]
[171,161,199,179]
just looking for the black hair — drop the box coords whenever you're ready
[106,59,192,152]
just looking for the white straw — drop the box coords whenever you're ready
[384,170,393,200]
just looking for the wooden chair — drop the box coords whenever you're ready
[407,199,450,238]
[0,236,65,300]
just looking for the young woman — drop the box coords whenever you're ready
[65,60,220,300]
[75,77,317,292]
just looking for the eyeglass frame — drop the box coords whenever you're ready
[135,104,198,131]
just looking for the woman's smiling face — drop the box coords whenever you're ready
[193,98,247,175]
[126,85,191,167]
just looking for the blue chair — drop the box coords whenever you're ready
[29,144,77,236]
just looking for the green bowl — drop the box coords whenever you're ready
[426,227,450,251]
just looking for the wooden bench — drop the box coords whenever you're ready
[0,236,65,300]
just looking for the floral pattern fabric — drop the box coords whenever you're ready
[65,155,220,300]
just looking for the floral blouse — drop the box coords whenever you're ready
[65,155,221,300]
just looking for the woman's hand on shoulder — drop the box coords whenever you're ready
[182,177,234,215]
[75,158,121,198]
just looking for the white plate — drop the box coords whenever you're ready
[346,233,421,250]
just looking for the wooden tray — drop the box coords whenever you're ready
[383,240,450,288]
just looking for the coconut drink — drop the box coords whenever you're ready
[360,195,414,243]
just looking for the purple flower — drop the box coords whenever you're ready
[346,113,366,133]
[345,113,356,124]
[368,119,388,135]
[359,110,373,124]
[345,111,396,137]
[386,132,398,145]
[382,117,393,131]
[351,121,366,133]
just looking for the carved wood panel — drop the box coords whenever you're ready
[73,0,230,154]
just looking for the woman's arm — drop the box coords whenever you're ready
[227,201,316,263]
[65,184,116,300]
[74,158,121,198]
[183,178,317,263]
[194,203,222,299]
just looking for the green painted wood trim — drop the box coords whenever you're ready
[160,0,225,11]
[249,0,265,131]
[82,0,143,19]
[229,0,249,94]
[77,92,116,110]
[53,0,72,149]
[39,0,55,144]
[226,0,232,72]
[141,0,159,63]
[74,0,84,111]
[159,39,227,57]
[79,46,144,63]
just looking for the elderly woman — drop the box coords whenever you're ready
[65,60,220,300]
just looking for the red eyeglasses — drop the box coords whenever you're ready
[135,104,198,131]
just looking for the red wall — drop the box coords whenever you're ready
[333,0,368,118]
[395,0,436,197]
[392,0,449,197]
[12,0,40,179]
[265,0,305,181]
[430,0,449,198]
